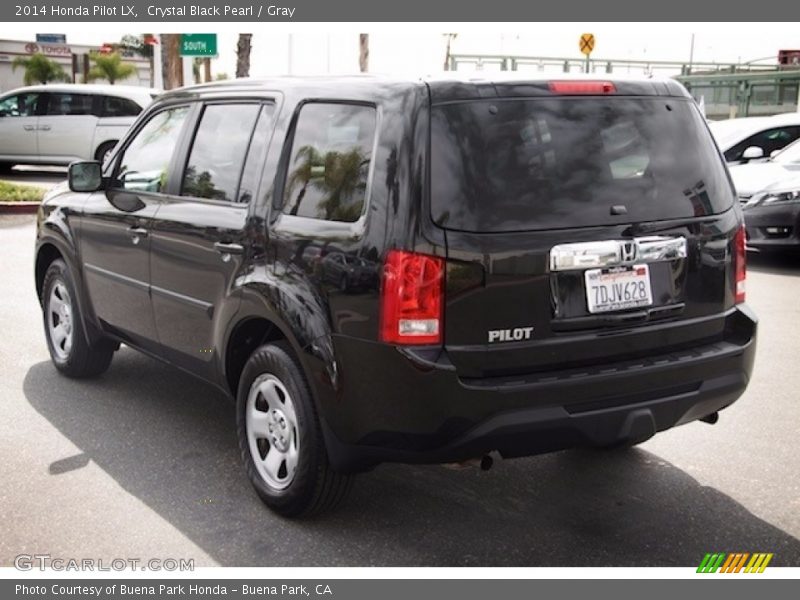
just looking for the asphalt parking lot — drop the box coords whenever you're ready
[1,212,799,568]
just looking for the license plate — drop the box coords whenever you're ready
[585,264,653,314]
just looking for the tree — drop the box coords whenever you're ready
[359,34,369,73]
[87,52,137,85]
[285,145,369,222]
[118,34,156,86]
[443,33,458,71]
[12,53,69,85]
[236,34,253,78]
[160,34,182,90]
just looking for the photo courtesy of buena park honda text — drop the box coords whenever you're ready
[0,0,798,597]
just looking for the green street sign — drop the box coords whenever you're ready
[180,34,218,57]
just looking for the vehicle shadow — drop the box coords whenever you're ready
[24,351,800,567]
[747,250,800,276]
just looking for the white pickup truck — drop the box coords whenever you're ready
[0,83,156,170]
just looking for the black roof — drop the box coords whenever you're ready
[158,73,692,104]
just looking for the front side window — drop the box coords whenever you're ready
[726,127,800,162]
[101,95,142,117]
[45,93,94,116]
[181,103,261,202]
[116,106,190,193]
[282,103,377,223]
[0,93,39,117]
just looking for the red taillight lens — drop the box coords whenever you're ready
[734,225,746,304]
[548,81,616,95]
[380,250,444,345]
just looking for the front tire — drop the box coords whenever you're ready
[42,259,116,378]
[236,342,353,517]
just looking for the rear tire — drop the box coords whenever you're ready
[42,259,116,378]
[94,141,117,165]
[236,341,353,517]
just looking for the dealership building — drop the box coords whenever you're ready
[0,37,153,93]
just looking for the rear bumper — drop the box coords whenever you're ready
[321,306,757,472]
[744,203,800,249]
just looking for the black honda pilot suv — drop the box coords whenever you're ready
[35,75,757,516]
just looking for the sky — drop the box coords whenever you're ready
[3,23,799,79]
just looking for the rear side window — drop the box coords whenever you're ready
[282,103,377,223]
[45,93,93,116]
[101,95,142,117]
[181,103,261,202]
[431,97,734,233]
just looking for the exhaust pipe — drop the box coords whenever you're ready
[700,412,719,425]
[442,455,494,471]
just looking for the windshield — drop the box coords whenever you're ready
[431,97,734,233]
[773,139,800,165]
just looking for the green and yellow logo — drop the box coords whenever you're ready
[697,553,773,573]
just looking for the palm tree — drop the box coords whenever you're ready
[285,145,324,216]
[118,34,156,86]
[12,53,69,85]
[285,145,369,221]
[160,34,182,89]
[443,33,458,71]
[359,34,369,73]
[87,52,137,85]
[236,34,252,78]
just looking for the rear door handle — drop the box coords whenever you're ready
[128,226,148,244]
[23,125,35,131]
[214,242,244,255]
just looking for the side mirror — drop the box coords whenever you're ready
[68,161,103,192]
[742,146,764,161]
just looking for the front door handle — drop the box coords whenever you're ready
[214,242,244,255]
[38,125,51,131]
[23,125,35,131]
[128,226,148,245]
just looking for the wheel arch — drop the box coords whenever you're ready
[36,223,104,347]
[223,285,338,413]
[93,139,118,162]
[35,242,64,305]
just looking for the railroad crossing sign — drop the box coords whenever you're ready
[579,33,595,56]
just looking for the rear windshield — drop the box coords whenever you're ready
[430,97,733,232]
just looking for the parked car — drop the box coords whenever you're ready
[0,84,156,170]
[730,139,800,251]
[34,75,757,516]
[320,252,376,291]
[708,113,800,164]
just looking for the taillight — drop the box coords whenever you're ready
[548,81,616,94]
[734,225,746,304]
[380,250,444,345]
